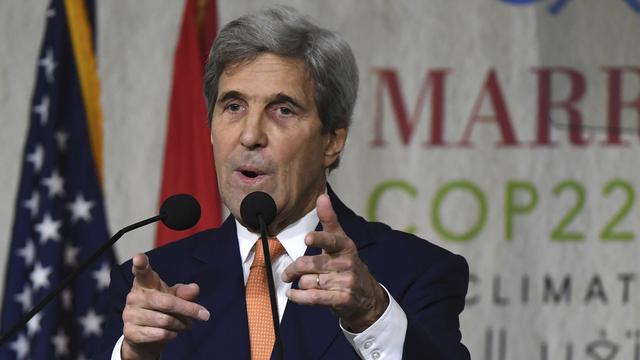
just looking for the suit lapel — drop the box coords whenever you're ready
[184,216,251,359]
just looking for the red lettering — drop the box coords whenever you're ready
[533,68,588,146]
[603,67,640,145]
[372,68,450,147]
[459,69,519,147]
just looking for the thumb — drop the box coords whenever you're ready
[131,253,162,290]
[316,194,343,234]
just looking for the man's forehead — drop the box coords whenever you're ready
[218,54,313,97]
[222,53,307,75]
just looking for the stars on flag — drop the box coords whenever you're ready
[67,193,94,223]
[92,262,112,291]
[39,48,57,84]
[26,145,44,173]
[13,285,33,312]
[32,95,50,126]
[55,129,68,151]
[61,289,72,311]
[22,191,40,218]
[35,213,62,244]
[9,333,29,360]
[26,312,43,337]
[16,239,36,266]
[78,308,105,337]
[42,170,65,198]
[51,328,70,357]
[64,243,80,267]
[30,262,52,291]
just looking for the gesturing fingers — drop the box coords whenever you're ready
[296,272,355,291]
[122,291,206,349]
[316,194,343,235]
[286,288,351,307]
[172,283,200,301]
[304,231,355,255]
[123,259,209,358]
[130,290,210,322]
[281,253,354,283]
[123,323,179,345]
[122,284,210,352]
[132,253,163,290]
[123,307,193,333]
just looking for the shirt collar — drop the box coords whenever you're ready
[236,208,319,265]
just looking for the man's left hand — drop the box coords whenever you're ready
[281,194,389,332]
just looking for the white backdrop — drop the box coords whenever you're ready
[1,1,639,358]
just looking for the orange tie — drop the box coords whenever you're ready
[246,238,285,360]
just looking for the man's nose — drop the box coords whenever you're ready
[239,110,267,150]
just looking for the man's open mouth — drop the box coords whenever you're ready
[236,167,267,182]
[240,170,261,178]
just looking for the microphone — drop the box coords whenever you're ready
[0,194,201,345]
[240,191,283,360]
[160,193,201,230]
[240,191,277,231]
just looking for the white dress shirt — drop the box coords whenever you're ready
[112,209,407,359]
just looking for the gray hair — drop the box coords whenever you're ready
[203,6,359,169]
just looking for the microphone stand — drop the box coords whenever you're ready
[0,214,164,345]
[258,213,283,360]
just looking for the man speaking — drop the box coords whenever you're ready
[99,6,470,360]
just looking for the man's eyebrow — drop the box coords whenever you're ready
[268,93,308,112]
[216,90,244,104]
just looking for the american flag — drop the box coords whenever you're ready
[0,0,117,358]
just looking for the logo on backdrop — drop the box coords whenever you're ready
[499,0,640,15]
[625,0,640,12]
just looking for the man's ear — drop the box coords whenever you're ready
[323,127,348,168]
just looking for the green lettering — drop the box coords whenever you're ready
[367,179,418,233]
[505,181,538,241]
[431,180,486,242]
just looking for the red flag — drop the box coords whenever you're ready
[156,0,220,247]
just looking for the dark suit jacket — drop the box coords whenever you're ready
[96,189,470,359]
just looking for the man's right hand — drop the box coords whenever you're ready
[121,253,210,360]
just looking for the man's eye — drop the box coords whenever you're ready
[227,103,242,112]
[276,106,294,116]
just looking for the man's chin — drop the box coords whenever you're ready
[222,187,274,217]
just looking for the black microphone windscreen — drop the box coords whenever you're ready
[159,194,201,230]
[240,191,277,230]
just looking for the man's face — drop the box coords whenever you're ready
[210,53,346,233]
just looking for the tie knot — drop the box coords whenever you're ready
[251,238,285,268]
